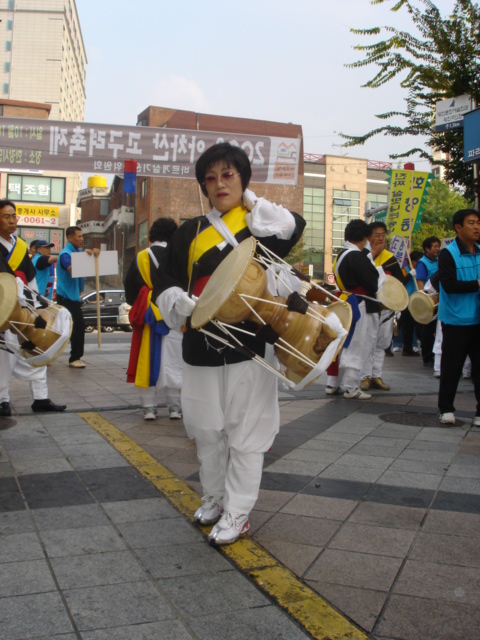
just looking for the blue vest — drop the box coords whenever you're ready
[418,255,438,281]
[404,265,417,296]
[56,241,84,301]
[439,240,480,325]
[32,254,49,296]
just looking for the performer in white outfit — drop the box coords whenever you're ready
[154,143,305,545]
[0,199,66,416]
[326,219,383,399]
[124,218,184,421]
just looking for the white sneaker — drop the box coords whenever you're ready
[472,416,480,427]
[344,388,371,400]
[439,412,455,425]
[193,495,223,525]
[208,511,250,545]
[143,407,157,421]
[168,405,182,420]
[325,385,342,395]
[463,372,471,379]
[434,371,441,378]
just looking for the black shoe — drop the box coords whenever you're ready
[0,401,12,417]
[423,360,434,368]
[31,399,66,413]
[385,348,394,357]
[403,350,420,357]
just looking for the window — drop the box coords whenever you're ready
[140,179,147,198]
[5,41,11,52]
[4,62,10,72]
[6,20,13,30]
[3,83,8,95]
[99,199,110,216]
[7,175,66,204]
[332,189,360,257]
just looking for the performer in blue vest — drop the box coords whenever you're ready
[416,236,440,366]
[437,209,480,425]
[56,226,99,369]
[32,240,57,298]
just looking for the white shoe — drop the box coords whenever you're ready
[168,405,182,420]
[463,372,471,379]
[344,388,371,400]
[325,385,342,395]
[193,495,223,525]
[434,371,441,378]
[208,511,250,546]
[439,412,455,425]
[143,407,157,421]
[472,416,480,427]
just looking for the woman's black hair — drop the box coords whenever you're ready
[149,217,178,243]
[195,142,252,197]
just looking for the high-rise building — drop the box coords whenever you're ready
[0,0,87,244]
[0,0,86,121]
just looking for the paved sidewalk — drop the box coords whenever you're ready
[1,340,480,640]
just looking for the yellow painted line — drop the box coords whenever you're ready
[80,411,370,640]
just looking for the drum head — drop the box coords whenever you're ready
[378,275,409,311]
[191,237,257,329]
[0,273,19,331]
[408,291,436,324]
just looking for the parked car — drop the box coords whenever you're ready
[81,289,132,332]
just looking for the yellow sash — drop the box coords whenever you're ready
[374,249,394,268]
[135,249,162,388]
[187,206,248,278]
[7,237,28,272]
[332,254,349,302]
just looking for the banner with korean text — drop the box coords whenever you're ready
[0,117,301,185]
[385,170,434,237]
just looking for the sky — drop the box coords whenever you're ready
[75,0,457,174]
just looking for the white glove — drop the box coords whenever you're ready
[242,188,258,211]
[174,292,197,317]
[409,268,416,277]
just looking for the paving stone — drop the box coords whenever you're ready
[395,559,480,604]
[40,524,127,558]
[409,531,480,567]
[305,548,403,591]
[319,463,385,483]
[102,497,179,523]
[136,541,231,579]
[0,591,74,639]
[33,504,110,531]
[255,512,341,547]
[280,494,357,520]
[439,475,480,495]
[335,452,396,470]
[422,509,480,536]
[81,620,194,640]
[117,517,200,549]
[377,469,443,490]
[254,489,295,513]
[0,509,33,535]
[64,581,174,631]
[265,458,330,476]
[258,538,322,576]
[0,558,57,597]
[348,502,425,530]
[159,571,270,619]
[306,580,387,633]
[187,606,312,640]
[329,522,416,557]
[376,594,480,640]
[0,531,45,563]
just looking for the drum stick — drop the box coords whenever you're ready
[182,219,201,333]
[405,248,419,291]
[94,253,101,348]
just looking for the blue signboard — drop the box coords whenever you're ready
[464,108,480,163]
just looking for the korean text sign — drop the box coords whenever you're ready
[0,118,300,185]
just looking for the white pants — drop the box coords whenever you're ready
[432,321,471,375]
[181,360,279,514]
[138,330,183,409]
[0,331,48,403]
[361,310,394,379]
[336,302,369,391]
